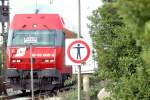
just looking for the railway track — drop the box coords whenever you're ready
[0,81,75,100]
[0,89,68,100]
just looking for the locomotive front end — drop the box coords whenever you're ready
[6,14,66,91]
[7,30,64,70]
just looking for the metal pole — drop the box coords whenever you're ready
[1,23,4,64]
[78,0,81,38]
[78,65,81,100]
[50,0,53,4]
[1,0,4,76]
[78,0,81,100]
[30,44,34,100]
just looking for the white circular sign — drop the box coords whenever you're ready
[67,39,90,64]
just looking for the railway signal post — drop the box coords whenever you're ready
[0,0,9,76]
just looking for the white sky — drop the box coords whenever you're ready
[9,0,102,37]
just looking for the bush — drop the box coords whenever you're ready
[88,0,150,99]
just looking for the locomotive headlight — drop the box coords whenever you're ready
[43,59,55,63]
[44,59,50,63]
[16,60,21,63]
[12,59,16,63]
[49,59,55,63]
[12,59,21,63]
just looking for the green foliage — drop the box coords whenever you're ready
[90,72,102,99]
[117,0,150,32]
[63,89,78,100]
[110,74,150,100]
[62,88,85,100]
[89,0,150,99]
[89,3,142,79]
[64,75,77,87]
[116,1,150,99]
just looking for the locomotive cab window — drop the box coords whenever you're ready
[8,30,64,46]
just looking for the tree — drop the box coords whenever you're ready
[115,0,150,98]
[88,0,150,99]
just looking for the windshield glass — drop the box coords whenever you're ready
[9,30,56,46]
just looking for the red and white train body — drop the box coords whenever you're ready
[6,14,75,91]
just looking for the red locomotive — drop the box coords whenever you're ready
[6,14,76,92]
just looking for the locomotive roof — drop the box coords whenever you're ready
[10,14,64,30]
[10,14,77,38]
